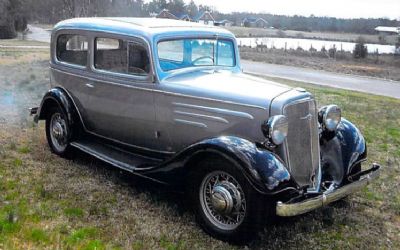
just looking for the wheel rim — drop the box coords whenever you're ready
[199,171,246,231]
[50,112,68,152]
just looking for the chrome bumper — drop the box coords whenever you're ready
[276,163,381,217]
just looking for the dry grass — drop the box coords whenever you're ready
[240,47,400,81]
[0,39,49,47]
[227,26,399,45]
[0,40,399,249]
[0,39,49,66]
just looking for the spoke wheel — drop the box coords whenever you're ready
[49,112,68,152]
[46,107,73,156]
[189,157,268,243]
[200,171,246,231]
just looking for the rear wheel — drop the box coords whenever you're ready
[190,158,267,243]
[45,106,72,156]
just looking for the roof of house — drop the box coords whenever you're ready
[176,13,191,20]
[215,19,233,24]
[242,17,268,24]
[194,11,215,22]
[374,26,399,33]
[157,9,178,19]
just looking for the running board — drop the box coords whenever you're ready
[70,139,161,173]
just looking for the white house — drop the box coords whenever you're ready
[374,26,400,35]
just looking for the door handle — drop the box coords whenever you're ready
[85,83,94,88]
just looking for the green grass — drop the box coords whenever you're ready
[66,227,98,244]
[12,158,23,167]
[17,145,31,154]
[64,208,84,218]
[26,228,49,243]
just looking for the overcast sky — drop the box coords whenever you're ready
[185,0,400,19]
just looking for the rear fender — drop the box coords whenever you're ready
[36,87,77,127]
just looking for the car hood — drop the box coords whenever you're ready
[161,69,291,110]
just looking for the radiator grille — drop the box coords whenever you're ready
[283,99,320,188]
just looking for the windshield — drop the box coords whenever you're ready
[157,38,236,71]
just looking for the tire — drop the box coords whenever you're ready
[189,157,268,244]
[45,106,73,157]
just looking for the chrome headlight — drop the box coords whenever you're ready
[319,105,341,131]
[262,115,288,145]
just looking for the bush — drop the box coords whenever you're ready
[329,45,337,58]
[353,36,368,59]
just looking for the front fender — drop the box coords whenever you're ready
[320,118,367,183]
[36,87,76,126]
[152,136,292,194]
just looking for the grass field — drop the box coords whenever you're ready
[227,26,399,45]
[0,41,399,249]
[240,47,400,82]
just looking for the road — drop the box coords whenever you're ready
[25,24,52,43]
[17,25,400,99]
[242,60,400,99]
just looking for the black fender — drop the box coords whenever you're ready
[35,87,78,127]
[148,136,293,194]
[320,118,367,184]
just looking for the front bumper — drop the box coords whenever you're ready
[276,163,381,217]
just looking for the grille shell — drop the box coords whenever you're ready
[283,98,320,189]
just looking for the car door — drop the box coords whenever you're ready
[82,35,158,150]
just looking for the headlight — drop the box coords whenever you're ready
[319,105,341,131]
[262,115,288,145]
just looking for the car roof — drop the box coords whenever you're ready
[53,17,235,41]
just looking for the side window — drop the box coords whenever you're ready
[56,34,88,66]
[94,37,150,76]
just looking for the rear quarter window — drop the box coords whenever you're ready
[94,37,150,76]
[56,34,88,66]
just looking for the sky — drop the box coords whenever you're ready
[185,0,400,19]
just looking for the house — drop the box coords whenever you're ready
[156,9,192,22]
[194,11,215,26]
[214,20,233,27]
[374,26,400,35]
[176,14,191,22]
[156,9,178,20]
[242,17,268,28]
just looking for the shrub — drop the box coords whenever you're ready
[353,36,368,59]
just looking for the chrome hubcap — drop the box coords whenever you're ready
[50,113,68,152]
[200,171,246,230]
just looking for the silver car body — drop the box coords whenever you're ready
[34,17,380,218]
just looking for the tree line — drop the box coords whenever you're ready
[1,0,399,39]
[221,12,399,34]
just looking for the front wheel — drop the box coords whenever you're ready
[45,106,72,156]
[190,159,267,243]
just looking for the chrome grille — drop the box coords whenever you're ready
[283,99,320,188]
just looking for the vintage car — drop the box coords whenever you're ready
[31,18,380,242]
